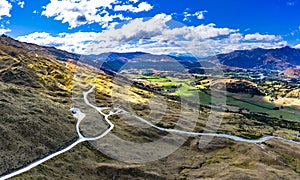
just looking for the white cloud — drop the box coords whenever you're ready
[244,33,282,41]
[0,0,12,18]
[17,14,171,54]
[194,10,207,20]
[17,1,24,8]
[42,0,130,28]
[101,13,171,42]
[162,23,237,41]
[17,31,101,52]
[183,12,191,21]
[129,0,139,3]
[227,33,244,43]
[183,10,207,21]
[42,0,152,28]
[114,2,153,13]
[0,28,10,34]
[295,44,300,49]
[17,14,287,57]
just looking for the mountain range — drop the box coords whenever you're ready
[3,34,300,71]
[85,45,300,72]
[216,46,300,70]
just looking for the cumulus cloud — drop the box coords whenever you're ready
[244,33,282,41]
[0,0,12,19]
[42,0,152,28]
[17,13,287,57]
[162,23,237,41]
[183,12,191,21]
[129,0,139,3]
[194,10,208,20]
[114,2,153,12]
[17,13,169,53]
[0,28,10,34]
[100,13,171,42]
[17,1,24,8]
[183,10,207,21]
[227,33,244,43]
[42,0,123,28]
[295,44,300,49]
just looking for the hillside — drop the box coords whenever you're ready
[0,36,300,179]
[0,35,112,176]
[0,35,80,62]
[216,46,300,70]
[83,51,209,74]
[0,35,78,174]
[212,79,264,96]
[81,46,300,73]
[281,68,300,78]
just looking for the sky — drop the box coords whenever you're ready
[0,0,300,57]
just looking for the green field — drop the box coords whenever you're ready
[135,75,300,121]
[137,75,171,82]
[161,82,177,88]
[174,83,300,121]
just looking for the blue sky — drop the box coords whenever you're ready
[0,0,300,56]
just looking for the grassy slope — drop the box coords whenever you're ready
[0,82,76,175]
[0,39,299,179]
[10,76,300,179]
[13,135,300,179]
[0,41,97,175]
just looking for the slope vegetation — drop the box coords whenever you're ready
[0,36,299,179]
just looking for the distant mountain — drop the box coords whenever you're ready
[84,46,300,72]
[83,51,216,74]
[216,46,300,70]
[4,34,300,72]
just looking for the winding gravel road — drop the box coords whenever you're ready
[0,85,299,179]
[120,110,300,145]
[0,85,115,180]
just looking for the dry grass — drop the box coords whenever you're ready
[1,37,299,179]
